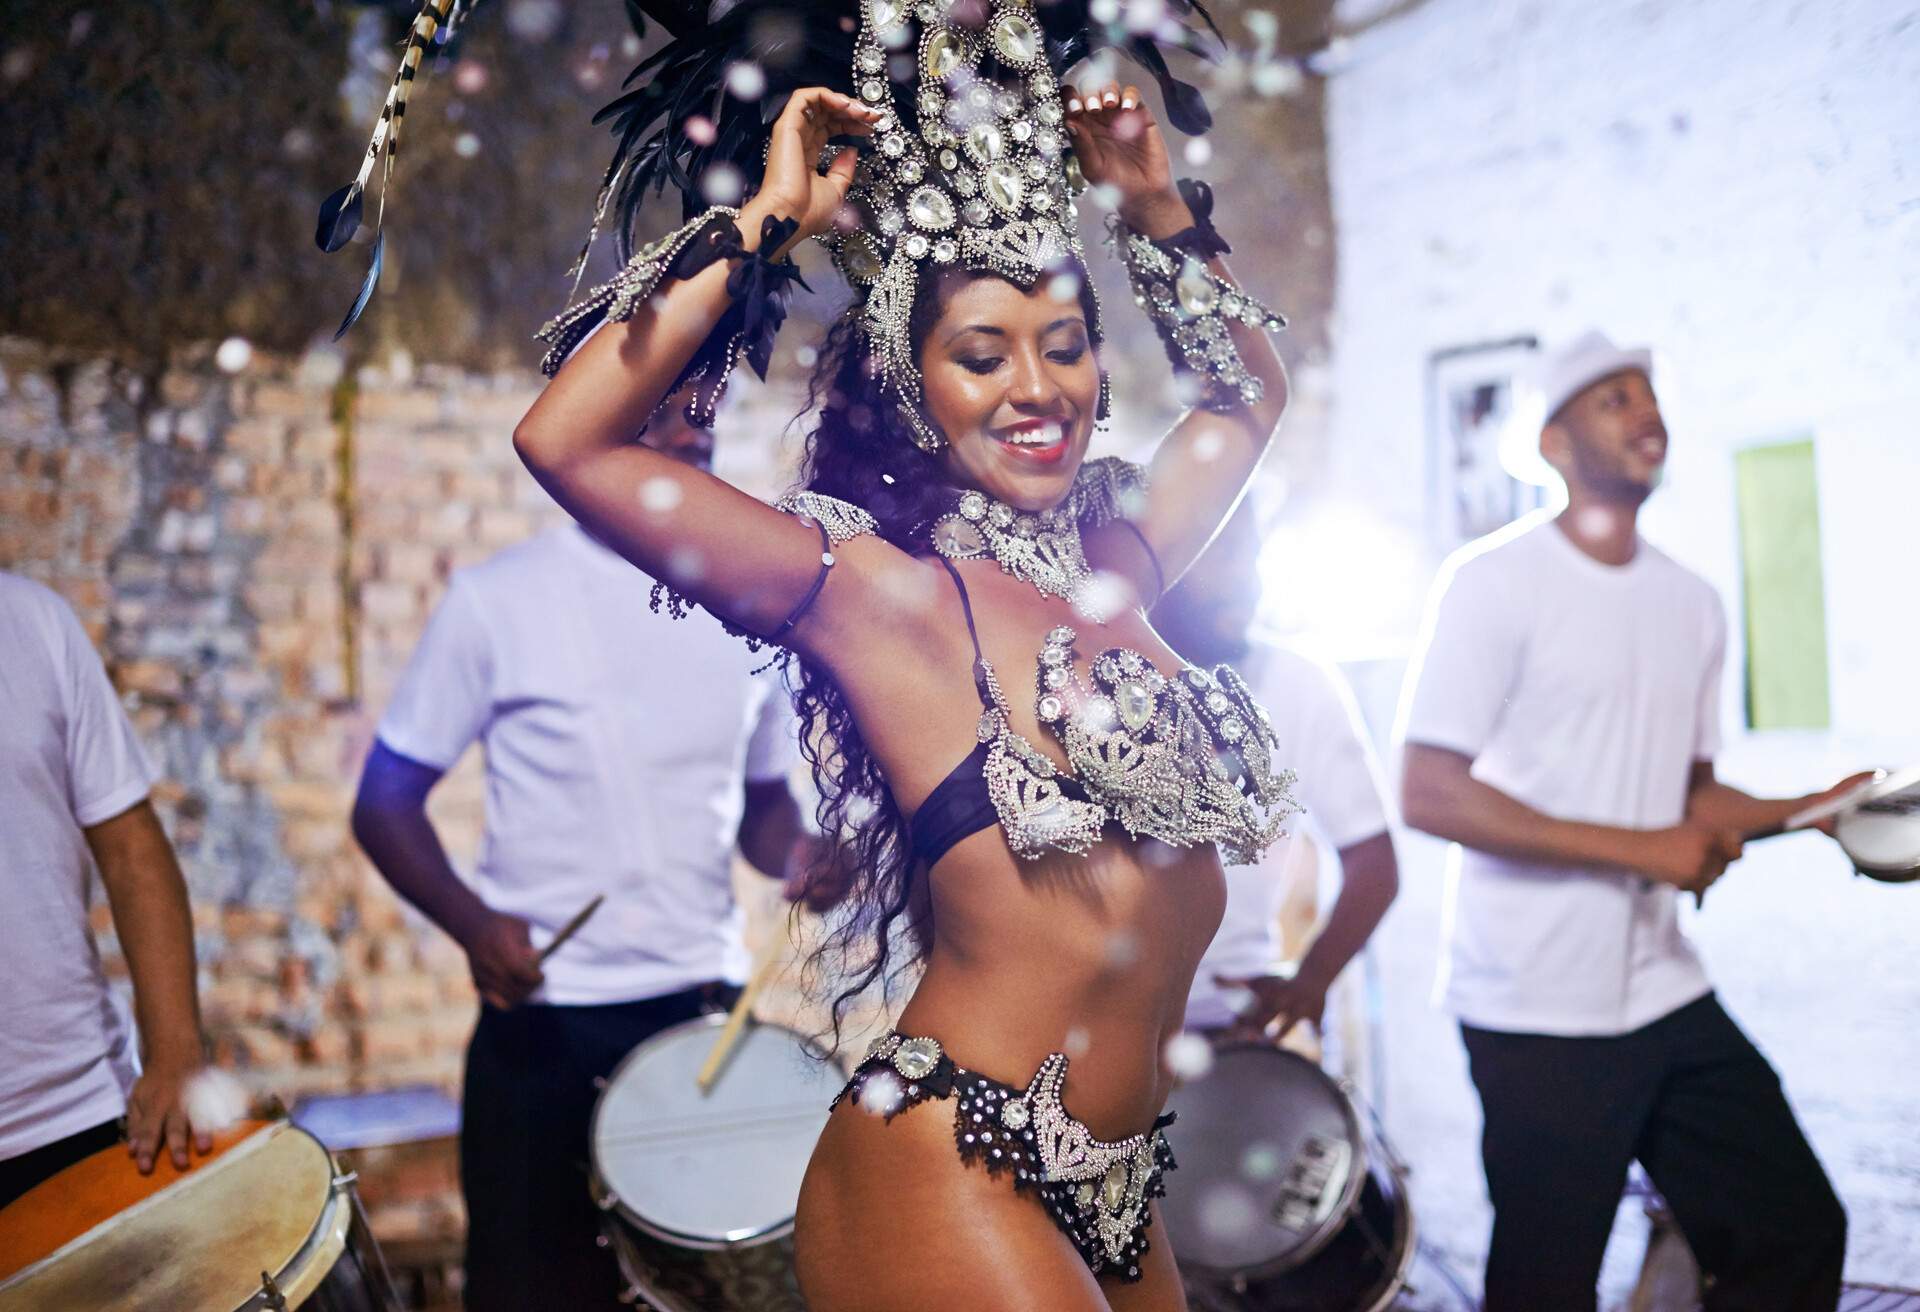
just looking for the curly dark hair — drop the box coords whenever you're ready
[785,262,1103,1049]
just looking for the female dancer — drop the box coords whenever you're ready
[509,6,1294,1307]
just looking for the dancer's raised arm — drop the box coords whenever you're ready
[513,88,886,650]
[1064,81,1289,598]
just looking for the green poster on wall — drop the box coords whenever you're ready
[1733,439,1830,730]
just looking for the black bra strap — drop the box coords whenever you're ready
[936,558,993,709]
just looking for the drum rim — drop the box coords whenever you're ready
[236,1123,355,1311]
[0,1120,354,1312]
[590,1011,826,1252]
[1170,1043,1373,1282]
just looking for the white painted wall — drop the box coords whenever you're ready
[1312,0,1920,1294]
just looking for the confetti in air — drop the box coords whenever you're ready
[1163,1032,1214,1080]
[857,1069,905,1117]
[214,337,254,374]
[182,1068,249,1134]
[667,546,707,583]
[725,60,768,100]
[701,164,746,207]
[504,0,563,42]
[1197,1181,1261,1243]
[640,477,684,515]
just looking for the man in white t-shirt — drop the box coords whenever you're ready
[1153,507,1399,1047]
[350,409,808,1311]
[1396,331,1867,1311]
[0,572,210,1210]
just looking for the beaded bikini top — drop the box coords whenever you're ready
[783,459,1296,866]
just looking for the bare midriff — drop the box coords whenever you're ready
[896,828,1225,1137]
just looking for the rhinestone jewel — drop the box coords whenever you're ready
[841,234,884,281]
[1000,1099,1031,1130]
[958,490,989,521]
[963,198,993,225]
[893,1035,942,1080]
[967,121,1005,162]
[871,0,906,29]
[933,237,958,262]
[934,513,984,554]
[985,162,1023,210]
[1177,261,1219,315]
[908,186,956,230]
[858,47,885,73]
[992,11,1040,64]
[925,30,966,79]
[1117,682,1155,731]
[1038,694,1065,722]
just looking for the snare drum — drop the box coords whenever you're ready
[1162,1045,1414,1312]
[0,1119,395,1311]
[589,1013,845,1312]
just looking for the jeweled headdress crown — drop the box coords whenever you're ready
[317,0,1225,433]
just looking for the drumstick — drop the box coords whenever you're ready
[536,894,604,966]
[696,933,787,1093]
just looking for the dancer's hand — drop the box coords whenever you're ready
[741,87,882,258]
[1061,80,1186,236]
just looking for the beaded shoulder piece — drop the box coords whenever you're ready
[647,490,879,658]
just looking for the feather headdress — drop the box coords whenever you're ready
[315,0,483,339]
[316,0,1227,437]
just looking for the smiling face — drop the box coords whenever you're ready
[1541,368,1668,504]
[916,271,1100,511]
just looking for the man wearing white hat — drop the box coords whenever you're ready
[1395,331,1866,1309]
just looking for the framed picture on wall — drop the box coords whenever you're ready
[1424,336,1545,547]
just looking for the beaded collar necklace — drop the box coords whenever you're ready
[929,486,1104,619]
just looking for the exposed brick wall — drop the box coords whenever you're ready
[3,338,548,1106]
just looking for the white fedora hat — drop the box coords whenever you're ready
[1532,330,1654,424]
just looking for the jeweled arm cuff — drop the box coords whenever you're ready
[535,208,808,427]
[646,490,880,664]
[1110,184,1288,414]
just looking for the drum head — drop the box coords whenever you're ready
[592,1015,844,1249]
[1838,789,1920,882]
[0,1121,348,1312]
[1160,1045,1367,1280]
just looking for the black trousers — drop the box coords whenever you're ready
[0,1119,121,1211]
[460,982,739,1312]
[1461,993,1845,1312]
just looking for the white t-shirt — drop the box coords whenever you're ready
[1185,642,1394,1030]
[376,526,801,1006]
[1397,512,1722,1037]
[0,573,152,1161]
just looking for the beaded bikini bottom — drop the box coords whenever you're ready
[832,1031,1176,1282]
